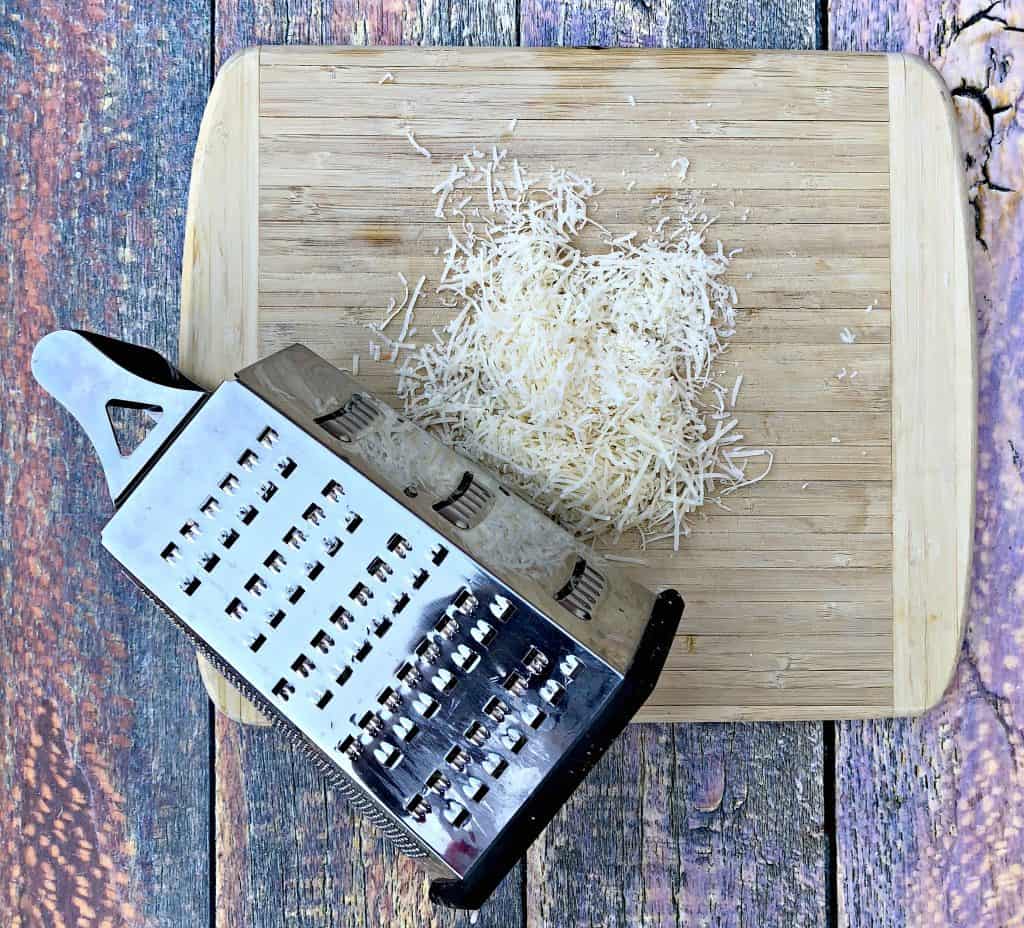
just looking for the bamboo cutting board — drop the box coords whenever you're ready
[178,47,975,722]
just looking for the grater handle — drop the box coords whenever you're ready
[32,330,206,505]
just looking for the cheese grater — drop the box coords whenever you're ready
[32,330,683,909]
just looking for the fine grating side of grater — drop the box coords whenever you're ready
[32,329,684,909]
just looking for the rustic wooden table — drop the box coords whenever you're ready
[2,2,1021,926]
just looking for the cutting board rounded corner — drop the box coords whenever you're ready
[179,45,261,389]
[886,51,976,715]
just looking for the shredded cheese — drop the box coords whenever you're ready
[398,157,771,547]
[378,72,395,84]
[402,125,432,159]
[839,327,856,344]
[671,157,690,181]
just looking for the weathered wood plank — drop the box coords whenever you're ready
[0,2,213,927]
[212,5,524,926]
[521,0,820,49]
[528,723,827,926]
[831,2,1024,925]
[518,1,828,925]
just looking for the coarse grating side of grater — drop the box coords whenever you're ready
[32,329,684,909]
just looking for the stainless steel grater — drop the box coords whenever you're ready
[32,330,683,909]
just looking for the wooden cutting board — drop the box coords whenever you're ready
[178,46,975,722]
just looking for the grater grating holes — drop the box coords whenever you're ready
[374,742,403,769]
[321,479,344,502]
[489,594,515,622]
[387,533,411,558]
[465,721,489,746]
[180,519,200,541]
[502,670,528,697]
[445,745,470,772]
[430,543,448,566]
[522,705,547,729]
[276,456,296,478]
[350,582,372,606]
[268,609,286,629]
[272,679,295,701]
[482,696,508,723]
[452,644,481,673]
[413,693,439,718]
[329,605,354,629]
[500,728,526,753]
[432,668,457,693]
[444,801,470,828]
[482,753,507,778]
[180,576,201,596]
[245,574,267,596]
[310,630,335,653]
[338,734,361,759]
[237,448,259,470]
[555,557,606,622]
[393,717,418,741]
[522,646,548,675]
[539,678,566,705]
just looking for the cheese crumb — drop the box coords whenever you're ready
[839,327,856,344]
[671,157,690,181]
[402,125,432,159]
[378,71,395,84]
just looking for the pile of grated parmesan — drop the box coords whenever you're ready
[394,153,772,550]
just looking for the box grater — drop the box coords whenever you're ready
[32,330,683,909]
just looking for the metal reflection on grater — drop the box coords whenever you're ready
[31,330,683,911]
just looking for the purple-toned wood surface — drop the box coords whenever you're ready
[0,2,213,927]
[831,1,1024,925]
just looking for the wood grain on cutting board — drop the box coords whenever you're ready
[179,46,975,722]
